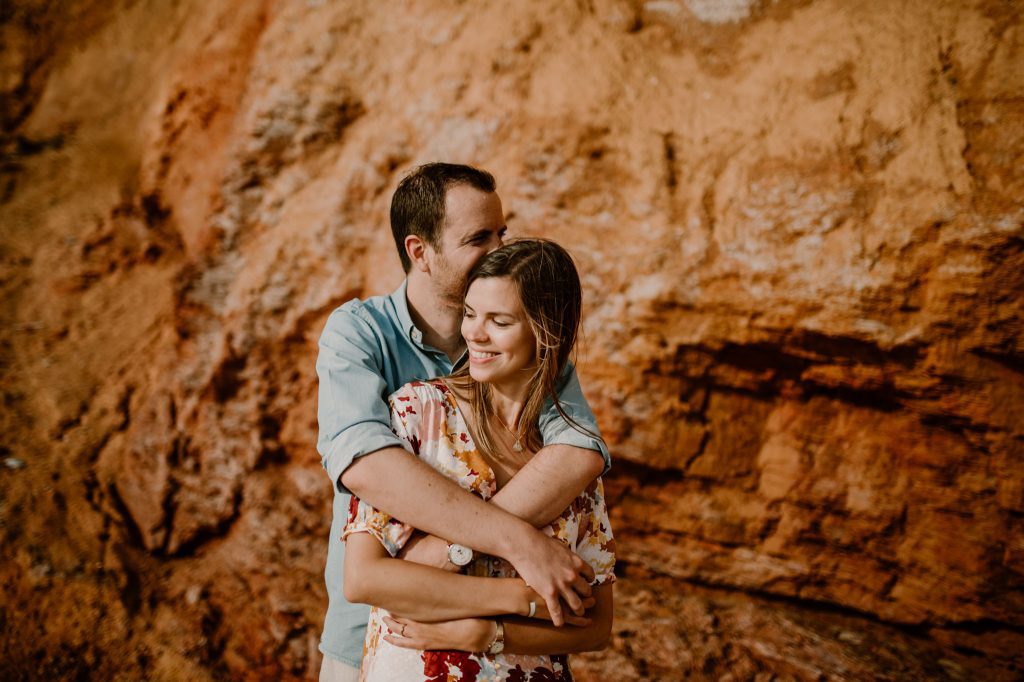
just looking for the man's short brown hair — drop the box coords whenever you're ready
[389,163,496,272]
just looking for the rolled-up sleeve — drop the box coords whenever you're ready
[316,306,406,493]
[538,363,612,473]
[340,384,424,554]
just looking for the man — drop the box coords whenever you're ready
[316,163,610,681]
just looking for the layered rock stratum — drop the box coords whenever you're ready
[1,0,1022,679]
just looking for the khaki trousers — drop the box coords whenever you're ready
[319,655,360,682]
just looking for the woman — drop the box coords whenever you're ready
[343,239,615,681]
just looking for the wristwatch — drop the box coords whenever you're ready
[486,620,505,655]
[447,542,473,567]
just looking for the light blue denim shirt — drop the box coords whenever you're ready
[316,279,610,667]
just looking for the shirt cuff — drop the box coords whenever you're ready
[542,424,612,474]
[322,421,408,494]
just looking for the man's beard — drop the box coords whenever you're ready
[431,256,466,309]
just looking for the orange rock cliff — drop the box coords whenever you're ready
[1,1,1021,679]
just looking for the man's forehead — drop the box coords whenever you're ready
[440,189,505,240]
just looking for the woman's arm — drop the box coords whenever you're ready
[382,583,614,654]
[503,583,612,654]
[344,531,594,623]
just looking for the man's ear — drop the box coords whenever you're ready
[405,235,431,274]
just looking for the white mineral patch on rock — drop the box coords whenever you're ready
[684,0,757,24]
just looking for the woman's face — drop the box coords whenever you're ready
[461,276,537,390]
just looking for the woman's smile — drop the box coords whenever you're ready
[468,349,499,362]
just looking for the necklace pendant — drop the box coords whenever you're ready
[512,441,523,452]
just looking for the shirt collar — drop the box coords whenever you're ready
[390,279,468,366]
[390,279,423,345]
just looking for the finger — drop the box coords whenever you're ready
[572,576,592,598]
[382,615,411,632]
[560,582,584,616]
[575,557,596,583]
[545,593,564,627]
[563,614,593,627]
[384,634,427,650]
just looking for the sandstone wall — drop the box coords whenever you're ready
[1,0,1021,679]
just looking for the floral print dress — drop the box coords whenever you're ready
[343,380,616,682]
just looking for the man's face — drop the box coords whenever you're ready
[426,184,506,305]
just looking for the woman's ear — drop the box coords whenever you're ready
[405,235,430,274]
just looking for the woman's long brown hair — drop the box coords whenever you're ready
[446,239,597,458]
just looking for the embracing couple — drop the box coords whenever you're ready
[316,163,616,681]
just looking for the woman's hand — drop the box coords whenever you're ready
[382,596,597,653]
[383,615,494,652]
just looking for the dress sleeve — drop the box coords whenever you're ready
[573,478,617,586]
[340,383,424,556]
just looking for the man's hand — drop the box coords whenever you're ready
[527,590,595,625]
[505,530,595,627]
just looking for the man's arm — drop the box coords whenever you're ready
[345,531,540,621]
[317,314,592,624]
[399,363,607,569]
[341,447,594,625]
[489,444,604,526]
[493,362,608,526]
[398,443,603,569]
[382,474,618,656]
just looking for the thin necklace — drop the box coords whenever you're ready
[491,412,523,452]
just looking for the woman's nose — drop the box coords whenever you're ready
[463,317,487,342]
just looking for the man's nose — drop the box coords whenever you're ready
[487,232,504,252]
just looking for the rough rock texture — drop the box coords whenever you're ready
[1,0,1022,679]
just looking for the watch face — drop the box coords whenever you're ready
[448,543,473,566]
